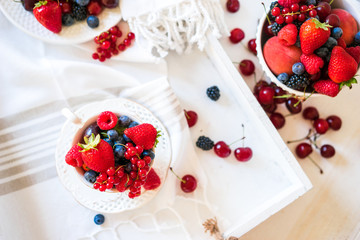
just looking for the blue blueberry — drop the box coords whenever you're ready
[123,133,132,142]
[107,130,118,140]
[292,62,305,75]
[76,0,90,6]
[94,214,105,225]
[354,31,360,44]
[324,37,337,49]
[103,138,113,146]
[114,145,126,158]
[128,121,139,128]
[315,47,330,58]
[277,73,289,83]
[331,27,343,39]
[118,116,131,127]
[142,150,155,160]
[62,14,75,26]
[84,170,97,183]
[306,0,317,5]
[87,16,99,28]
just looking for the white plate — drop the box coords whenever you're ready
[55,98,172,213]
[0,1,121,44]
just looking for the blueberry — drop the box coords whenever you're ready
[103,138,113,146]
[107,130,118,140]
[118,116,131,127]
[354,31,360,44]
[114,145,126,158]
[315,47,330,58]
[84,170,97,183]
[62,14,75,26]
[306,0,317,5]
[94,214,105,225]
[128,121,139,128]
[76,0,90,6]
[277,73,289,83]
[83,123,100,139]
[324,37,337,49]
[125,162,132,173]
[123,134,132,142]
[142,150,155,160]
[292,62,305,75]
[331,27,343,39]
[87,15,99,28]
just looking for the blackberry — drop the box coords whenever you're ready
[285,74,310,91]
[72,3,87,21]
[206,86,220,101]
[196,136,214,151]
[269,1,278,20]
[293,21,303,31]
[271,22,283,36]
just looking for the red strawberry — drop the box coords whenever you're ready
[65,145,83,167]
[97,111,118,130]
[124,123,159,150]
[345,46,360,64]
[278,24,298,46]
[300,54,324,75]
[278,0,300,8]
[328,46,358,83]
[79,134,115,173]
[33,1,62,34]
[314,80,340,97]
[300,18,331,55]
[337,38,346,49]
[143,169,161,190]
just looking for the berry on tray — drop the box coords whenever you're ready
[226,0,240,13]
[206,86,221,101]
[196,136,214,151]
[33,1,62,34]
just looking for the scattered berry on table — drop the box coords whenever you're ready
[320,144,335,158]
[295,142,313,158]
[313,118,329,134]
[84,170,98,183]
[184,110,198,127]
[248,39,257,54]
[326,115,342,130]
[226,0,240,13]
[87,15,99,28]
[302,107,319,120]
[229,28,245,43]
[214,141,231,158]
[286,98,302,114]
[72,3,87,21]
[269,112,286,129]
[234,147,253,162]
[239,59,255,76]
[258,86,275,105]
[62,14,75,26]
[94,214,105,225]
[196,136,214,151]
[206,86,221,101]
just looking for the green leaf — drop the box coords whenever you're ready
[100,132,108,138]
[339,77,358,90]
[154,130,161,149]
[312,18,332,31]
[34,1,47,8]
[78,133,101,152]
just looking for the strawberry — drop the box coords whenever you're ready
[65,145,83,167]
[337,37,346,49]
[328,46,358,83]
[345,46,360,64]
[33,1,62,34]
[278,0,300,8]
[143,168,161,190]
[278,24,298,46]
[78,134,115,173]
[300,18,331,55]
[300,54,324,75]
[313,80,340,97]
[124,123,160,150]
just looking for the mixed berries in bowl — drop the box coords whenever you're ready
[256,0,360,98]
[65,110,161,199]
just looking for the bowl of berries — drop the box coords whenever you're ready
[55,98,172,213]
[256,0,360,98]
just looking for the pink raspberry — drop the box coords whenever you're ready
[300,54,324,75]
[97,111,118,130]
[278,24,298,46]
[65,145,83,167]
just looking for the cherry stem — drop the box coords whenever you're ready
[253,72,257,85]
[329,0,334,5]
[261,2,272,25]
[287,129,312,144]
[242,124,245,148]
[308,156,324,174]
[184,110,190,120]
[169,167,186,183]
[273,94,294,99]
[228,136,246,146]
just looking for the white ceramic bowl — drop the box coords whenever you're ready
[256,0,360,97]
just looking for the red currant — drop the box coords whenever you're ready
[106,167,115,176]
[118,44,126,51]
[99,184,107,192]
[128,32,135,40]
[123,38,131,46]
[137,159,146,168]
[282,8,290,14]
[275,15,285,24]
[285,15,293,24]
[271,7,281,16]
[290,4,299,12]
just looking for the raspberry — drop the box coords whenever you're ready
[300,54,324,75]
[196,136,214,151]
[278,24,298,46]
[143,169,161,190]
[206,86,220,101]
[345,46,360,64]
[97,111,118,130]
[65,145,83,167]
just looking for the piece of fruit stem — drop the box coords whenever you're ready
[308,156,324,174]
[261,2,272,25]
[169,167,186,183]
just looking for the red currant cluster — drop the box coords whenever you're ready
[271,3,318,24]
[93,142,151,199]
[92,25,135,62]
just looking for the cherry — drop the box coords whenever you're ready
[214,141,231,158]
[248,39,257,55]
[239,59,255,76]
[325,14,340,27]
[313,118,329,134]
[316,2,331,21]
[270,112,286,129]
[170,167,197,193]
[302,107,319,120]
[295,142,313,158]
[258,86,275,105]
[229,28,245,43]
[262,103,277,113]
[87,0,102,16]
[234,147,253,162]
[320,144,335,158]
[226,0,240,13]
[286,98,302,114]
[184,110,198,127]
[274,86,287,104]
[265,22,275,36]
[326,115,342,130]
[253,80,268,94]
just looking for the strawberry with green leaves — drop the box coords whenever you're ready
[328,46,358,84]
[78,134,115,173]
[124,123,160,150]
[300,18,331,55]
[33,1,62,34]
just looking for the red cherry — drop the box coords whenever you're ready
[326,115,342,130]
[320,144,335,158]
[229,28,245,43]
[59,1,72,14]
[214,141,231,158]
[313,118,329,134]
[184,110,198,127]
[253,80,269,94]
[226,0,240,13]
[286,98,302,114]
[234,147,253,162]
[295,143,312,158]
[270,112,285,129]
[87,0,102,16]
[247,39,257,54]
[302,107,319,120]
[325,14,340,27]
[258,86,275,105]
[239,59,255,76]
[181,175,197,193]
[274,86,287,104]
